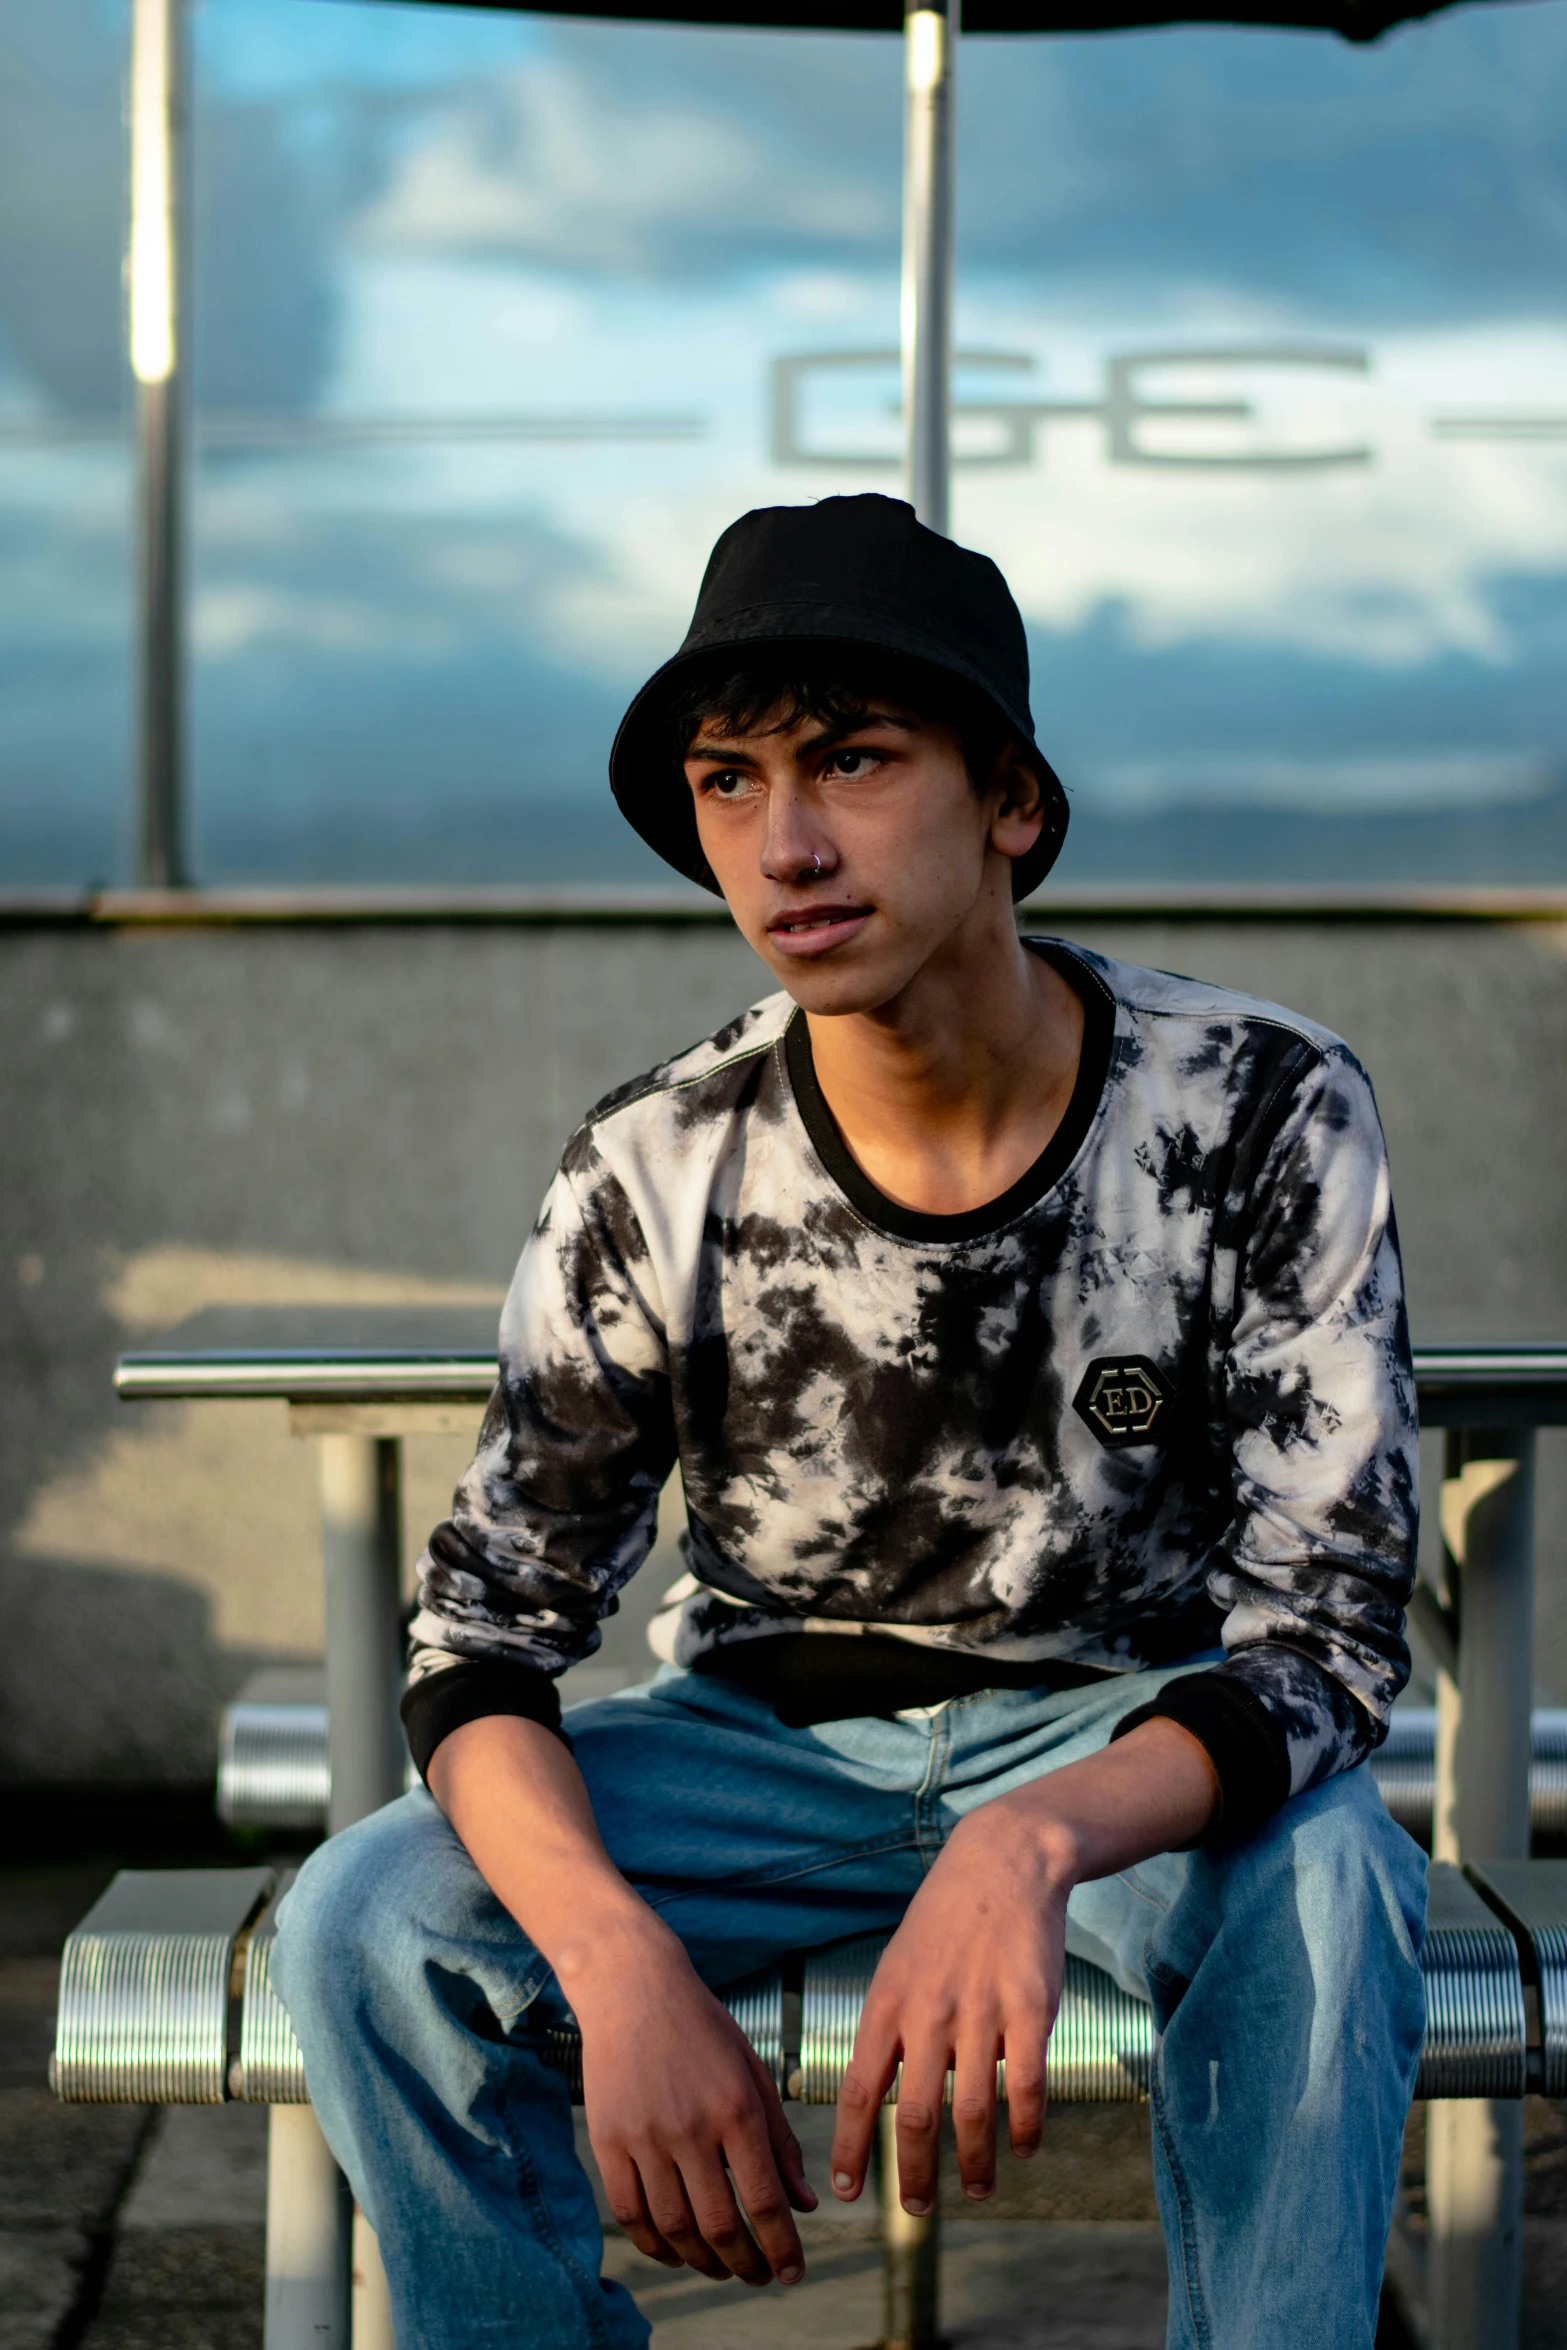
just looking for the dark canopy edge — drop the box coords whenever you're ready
[353,0,1542,47]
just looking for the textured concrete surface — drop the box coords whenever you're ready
[3,912,1567,1785]
[76,2104,268,2350]
[600,2219,1170,2350]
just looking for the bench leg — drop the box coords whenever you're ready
[319,1434,407,1836]
[880,2106,940,2350]
[1427,1427,1535,2350]
[353,2208,396,2350]
[265,2105,352,2349]
[1427,2100,1523,2350]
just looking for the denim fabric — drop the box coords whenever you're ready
[273,1663,1427,2350]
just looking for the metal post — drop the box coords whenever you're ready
[901,0,955,533]
[318,1434,406,2344]
[129,0,188,887]
[319,1434,407,1838]
[265,2106,352,2348]
[352,2209,397,2350]
[879,2106,940,2350]
[1427,1426,1536,2350]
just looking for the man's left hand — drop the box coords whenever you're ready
[827,1716,1219,2212]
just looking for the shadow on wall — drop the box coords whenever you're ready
[0,1558,265,1784]
[0,920,766,1786]
[0,1242,504,1783]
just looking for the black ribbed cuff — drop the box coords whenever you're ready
[401,1661,567,1784]
[1112,1670,1292,1844]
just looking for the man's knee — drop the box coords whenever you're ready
[1209,1765,1427,2057]
[1146,1766,1424,2019]
[275,1787,552,2068]
[275,1791,467,2034]
[1256,1765,1424,1942]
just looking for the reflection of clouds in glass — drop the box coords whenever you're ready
[194,0,542,101]
[957,11,1567,324]
[187,494,609,673]
[7,0,1567,884]
[1081,750,1557,816]
[350,24,899,280]
[955,313,1567,671]
[322,236,1567,679]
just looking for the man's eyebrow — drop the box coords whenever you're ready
[803,710,918,752]
[685,710,918,761]
[684,738,761,764]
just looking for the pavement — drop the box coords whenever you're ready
[7,1853,1567,2349]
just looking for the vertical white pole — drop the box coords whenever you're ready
[901,0,955,534]
[317,1433,406,2344]
[320,1435,407,1838]
[879,2105,940,2350]
[128,0,187,887]
[265,2107,352,2349]
[1427,1428,1535,2350]
[352,2209,398,2350]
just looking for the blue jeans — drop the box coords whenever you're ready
[273,1663,1426,2350]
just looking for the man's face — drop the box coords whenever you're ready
[683,698,1043,1016]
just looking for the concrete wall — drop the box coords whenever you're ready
[4,910,1566,1783]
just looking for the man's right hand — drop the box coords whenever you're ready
[429,1712,815,2288]
[568,1925,815,2285]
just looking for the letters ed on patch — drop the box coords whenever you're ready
[1073,1355,1172,1451]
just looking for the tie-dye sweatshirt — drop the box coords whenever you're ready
[404,941,1417,1837]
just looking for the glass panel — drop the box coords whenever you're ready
[2,0,1564,886]
[946,6,1567,882]
[186,1,902,884]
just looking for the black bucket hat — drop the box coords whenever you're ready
[609,494,1069,900]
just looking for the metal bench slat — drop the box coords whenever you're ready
[220,1705,333,1833]
[215,1688,1567,1842]
[52,1867,275,2104]
[1372,1708,1567,1843]
[797,1937,1154,2104]
[1467,1859,1567,2099]
[1417,1863,1527,2100]
[53,1860,1532,2109]
[235,1874,311,2105]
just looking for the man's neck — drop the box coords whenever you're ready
[803,929,1086,1218]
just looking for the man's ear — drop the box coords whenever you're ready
[988,739,1046,866]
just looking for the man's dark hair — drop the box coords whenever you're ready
[667,651,1018,798]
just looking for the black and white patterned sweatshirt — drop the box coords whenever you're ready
[404,942,1418,1837]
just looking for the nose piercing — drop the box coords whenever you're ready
[811,852,822,873]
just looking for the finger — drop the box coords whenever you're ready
[638,2154,736,2281]
[893,2050,950,2218]
[951,2026,1000,2203]
[598,2149,683,2269]
[744,2043,817,2214]
[830,2009,900,2201]
[669,2139,774,2287]
[1005,2014,1050,2159]
[721,2107,808,2286]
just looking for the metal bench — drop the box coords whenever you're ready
[218,1677,1567,1844]
[112,1320,1567,2349]
[218,1668,414,1833]
[1377,1709,1567,1846]
[51,1854,1553,2350]
[218,1669,332,1834]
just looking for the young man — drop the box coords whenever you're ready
[276,494,1426,2350]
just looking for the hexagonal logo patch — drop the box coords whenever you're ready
[1072,1356,1171,1450]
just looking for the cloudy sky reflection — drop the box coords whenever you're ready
[1,0,1565,884]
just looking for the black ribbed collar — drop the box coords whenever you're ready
[783,940,1116,1244]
